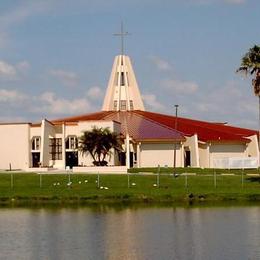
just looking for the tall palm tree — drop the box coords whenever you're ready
[237,44,260,166]
[78,126,123,166]
[237,45,260,95]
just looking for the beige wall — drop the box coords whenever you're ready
[139,142,182,167]
[246,135,259,158]
[184,134,200,167]
[0,124,30,170]
[198,143,210,168]
[209,143,246,167]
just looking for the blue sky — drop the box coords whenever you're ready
[0,0,259,128]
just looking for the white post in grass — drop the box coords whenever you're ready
[157,165,160,188]
[214,169,217,188]
[40,172,42,188]
[185,174,188,189]
[241,168,244,188]
[127,173,130,188]
[10,172,13,189]
[97,173,100,188]
[66,166,71,184]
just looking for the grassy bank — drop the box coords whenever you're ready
[1,169,260,205]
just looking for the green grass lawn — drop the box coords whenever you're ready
[1,170,260,205]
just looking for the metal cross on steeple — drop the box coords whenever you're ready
[114,22,130,55]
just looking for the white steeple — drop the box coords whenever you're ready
[102,24,145,111]
[102,55,145,111]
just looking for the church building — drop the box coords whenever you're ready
[0,52,258,171]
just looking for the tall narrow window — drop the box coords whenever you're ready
[120,72,125,86]
[120,100,127,110]
[113,100,118,110]
[31,137,41,151]
[49,138,62,160]
[130,100,134,110]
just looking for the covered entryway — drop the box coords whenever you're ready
[184,149,191,167]
[66,152,78,169]
[32,152,40,167]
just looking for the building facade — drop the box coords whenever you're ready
[0,54,258,171]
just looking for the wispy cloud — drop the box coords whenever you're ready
[50,69,79,87]
[142,94,165,111]
[0,88,100,121]
[0,89,27,102]
[150,56,173,71]
[0,61,16,78]
[162,79,199,95]
[36,91,90,115]
[87,86,104,100]
[0,1,52,48]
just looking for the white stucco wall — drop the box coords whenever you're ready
[183,134,200,167]
[209,143,247,167]
[139,143,182,167]
[198,143,210,168]
[246,135,259,158]
[0,124,30,170]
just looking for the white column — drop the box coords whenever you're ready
[126,133,130,169]
[40,119,45,167]
[137,142,141,168]
[208,143,211,168]
[62,123,66,170]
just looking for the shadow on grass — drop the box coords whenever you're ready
[247,177,260,183]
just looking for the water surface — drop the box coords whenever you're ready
[0,205,260,260]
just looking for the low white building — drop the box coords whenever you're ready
[0,54,258,171]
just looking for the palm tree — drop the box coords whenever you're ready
[78,126,123,166]
[237,44,260,166]
[237,45,260,95]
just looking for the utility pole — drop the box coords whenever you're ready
[173,105,179,176]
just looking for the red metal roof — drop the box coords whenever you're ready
[50,110,257,143]
[134,110,256,143]
[52,110,185,142]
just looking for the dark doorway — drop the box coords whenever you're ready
[66,152,78,169]
[185,150,191,167]
[130,152,134,168]
[32,152,40,167]
[119,152,126,166]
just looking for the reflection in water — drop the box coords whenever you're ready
[0,206,260,260]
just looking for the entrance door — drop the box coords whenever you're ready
[185,150,191,167]
[32,152,40,167]
[66,152,78,169]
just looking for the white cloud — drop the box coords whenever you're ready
[162,79,199,95]
[150,56,173,71]
[0,61,16,78]
[37,91,90,115]
[16,61,30,73]
[0,89,27,102]
[142,94,165,110]
[50,69,79,87]
[0,1,53,48]
[87,86,103,100]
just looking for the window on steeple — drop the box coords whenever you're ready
[113,100,118,110]
[120,100,126,110]
[120,72,125,86]
[130,100,134,110]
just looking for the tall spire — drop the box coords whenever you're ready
[102,24,145,112]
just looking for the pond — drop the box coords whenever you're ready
[0,205,260,260]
